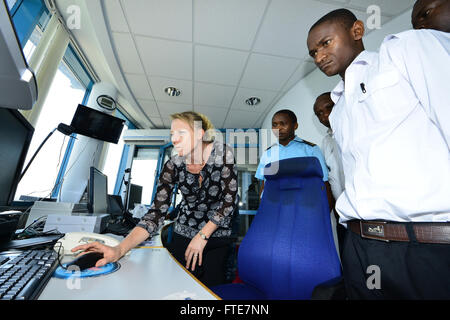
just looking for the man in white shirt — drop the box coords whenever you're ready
[307,8,450,299]
[313,92,346,256]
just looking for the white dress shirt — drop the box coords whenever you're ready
[322,128,345,201]
[329,29,450,223]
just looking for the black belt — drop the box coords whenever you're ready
[347,220,450,244]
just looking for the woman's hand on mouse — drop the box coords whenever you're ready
[71,242,122,267]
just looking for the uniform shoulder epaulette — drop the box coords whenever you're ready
[265,144,276,151]
[299,139,316,147]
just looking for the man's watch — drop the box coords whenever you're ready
[198,231,209,241]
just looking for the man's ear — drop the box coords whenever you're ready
[351,20,365,41]
[294,123,298,131]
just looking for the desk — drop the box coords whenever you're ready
[38,222,220,300]
[39,247,220,300]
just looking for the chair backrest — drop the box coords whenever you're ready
[237,157,341,299]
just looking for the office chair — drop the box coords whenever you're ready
[212,157,342,300]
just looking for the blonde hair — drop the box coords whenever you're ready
[170,111,215,142]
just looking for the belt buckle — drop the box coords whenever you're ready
[359,221,390,242]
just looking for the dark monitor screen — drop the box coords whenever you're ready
[88,167,108,213]
[127,184,142,210]
[108,194,124,216]
[0,108,34,206]
[70,104,125,144]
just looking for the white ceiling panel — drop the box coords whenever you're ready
[149,117,164,128]
[103,0,129,33]
[224,109,263,129]
[194,45,249,86]
[231,87,279,113]
[240,53,300,91]
[149,77,193,105]
[122,0,192,41]
[193,105,230,129]
[124,73,154,100]
[194,0,269,50]
[137,99,160,117]
[158,102,194,119]
[253,0,345,58]
[194,82,236,109]
[135,36,193,80]
[348,0,415,16]
[111,32,143,74]
[281,60,316,92]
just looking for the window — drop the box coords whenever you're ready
[7,0,50,51]
[129,148,161,205]
[102,121,129,194]
[15,51,89,200]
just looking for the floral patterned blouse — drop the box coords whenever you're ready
[137,141,238,239]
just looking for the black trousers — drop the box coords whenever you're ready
[342,228,450,300]
[167,232,232,288]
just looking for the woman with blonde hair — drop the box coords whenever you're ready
[73,111,238,288]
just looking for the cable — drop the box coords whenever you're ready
[54,241,68,270]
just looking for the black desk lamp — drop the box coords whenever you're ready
[19,123,74,182]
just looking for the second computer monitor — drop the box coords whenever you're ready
[88,167,108,214]
[127,184,142,210]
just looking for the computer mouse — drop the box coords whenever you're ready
[65,252,104,271]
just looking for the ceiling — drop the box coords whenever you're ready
[54,0,415,129]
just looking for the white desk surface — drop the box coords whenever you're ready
[39,223,220,300]
[39,247,220,300]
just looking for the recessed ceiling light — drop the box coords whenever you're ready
[165,86,181,97]
[245,97,261,106]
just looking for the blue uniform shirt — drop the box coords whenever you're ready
[255,136,329,182]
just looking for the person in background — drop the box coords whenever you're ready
[256,109,332,208]
[307,8,450,299]
[73,111,238,288]
[313,92,346,256]
[411,0,450,32]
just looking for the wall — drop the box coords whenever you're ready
[260,9,413,149]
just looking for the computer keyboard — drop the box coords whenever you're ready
[0,249,58,300]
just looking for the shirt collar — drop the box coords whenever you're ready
[276,135,301,147]
[330,50,378,103]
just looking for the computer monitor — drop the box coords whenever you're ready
[87,167,108,213]
[107,194,124,217]
[127,184,142,210]
[70,104,125,144]
[0,0,38,110]
[0,108,34,207]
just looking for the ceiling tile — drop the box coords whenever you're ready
[122,0,192,41]
[194,0,268,50]
[194,82,236,109]
[240,53,300,91]
[135,36,193,80]
[149,77,193,105]
[348,0,415,16]
[149,117,164,128]
[111,32,144,74]
[193,105,229,129]
[157,102,194,119]
[231,87,278,113]
[194,45,249,86]
[224,109,263,129]
[253,0,367,58]
[137,99,160,117]
[124,73,154,100]
[103,0,129,33]
[281,60,316,92]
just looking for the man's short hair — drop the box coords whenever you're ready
[309,8,358,33]
[273,109,297,124]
